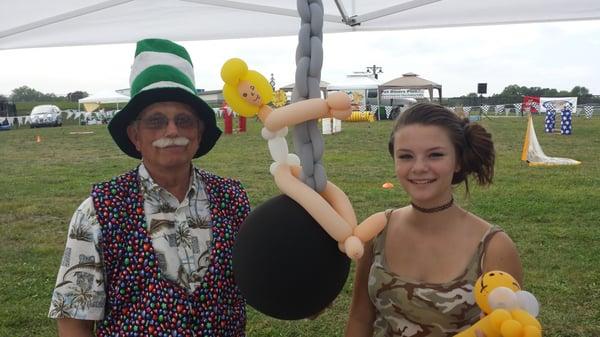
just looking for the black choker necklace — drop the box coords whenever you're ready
[411,197,454,213]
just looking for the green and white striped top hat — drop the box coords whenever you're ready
[108,38,221,159]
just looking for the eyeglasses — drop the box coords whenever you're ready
[136,114,199,130]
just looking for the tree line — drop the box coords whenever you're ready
[0,86,88,103]
[447,85,598,106]
[1,84,597,106]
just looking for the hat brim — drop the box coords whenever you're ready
[108,87,222,159]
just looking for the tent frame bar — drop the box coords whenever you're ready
[182,0,341,22]
[334,0,441,26]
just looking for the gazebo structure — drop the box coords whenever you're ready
[379,72,442,102]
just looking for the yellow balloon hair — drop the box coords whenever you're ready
[221,58,274,117]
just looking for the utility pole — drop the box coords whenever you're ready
[366,65,383,79]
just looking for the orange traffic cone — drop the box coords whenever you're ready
[382,182,394,189]
[35,135,41,143]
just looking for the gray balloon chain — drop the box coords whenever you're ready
[291,0,327,192]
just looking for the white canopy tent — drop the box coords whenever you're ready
[78,90,130,104]
[78,90,130,112]
[328,75,381,115]
[1,1,599,50]
[327,76,380,91]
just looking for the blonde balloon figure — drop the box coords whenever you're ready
[221,58,371,260]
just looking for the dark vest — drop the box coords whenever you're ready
[92,168,248,337]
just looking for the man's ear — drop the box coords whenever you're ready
[194,120,205,143]
[127,124,141,152]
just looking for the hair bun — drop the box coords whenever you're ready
[461,117,470,129]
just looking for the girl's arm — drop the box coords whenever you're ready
[482,231,524,286]
[57,318,95,337]
[344,240,376,337]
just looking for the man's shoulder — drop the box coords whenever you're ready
[195,168,243,188]
[92,167,139,188]
[195,169,247,201]
[75,196,96,215]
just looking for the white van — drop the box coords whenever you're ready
[30,105,63,128]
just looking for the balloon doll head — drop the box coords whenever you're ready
[474,270,521,314]
[221,58,273,117]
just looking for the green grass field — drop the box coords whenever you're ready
[0,115,598,337]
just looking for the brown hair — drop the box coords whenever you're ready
[388,103,495,194]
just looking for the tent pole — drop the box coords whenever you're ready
[377,87,381,120]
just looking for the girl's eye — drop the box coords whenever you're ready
[430,152,444,158]
[398,154,412,160]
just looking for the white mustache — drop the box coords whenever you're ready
[152,137,190,148]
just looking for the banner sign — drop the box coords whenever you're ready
[522,96,540,113]
[381,88,424,99]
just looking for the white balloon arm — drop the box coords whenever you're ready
[267,136,289,163]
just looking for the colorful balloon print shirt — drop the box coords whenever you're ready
[49,164,220,320]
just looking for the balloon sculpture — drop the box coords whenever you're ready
[221,57,373,259]
[221,58,387,320]
[455,271,542,337]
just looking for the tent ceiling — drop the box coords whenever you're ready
[1,0,599,50]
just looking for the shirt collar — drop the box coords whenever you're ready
[138,162,202,199]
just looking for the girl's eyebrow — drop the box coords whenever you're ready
[396,146,447,152]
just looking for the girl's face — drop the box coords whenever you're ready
[392,124,460,206]
[237,80,262,106]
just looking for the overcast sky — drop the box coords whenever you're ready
[1,19,599,98]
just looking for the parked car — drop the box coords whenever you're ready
[30,105,62,128]
[0,119,11,131]
[80,117,103,125]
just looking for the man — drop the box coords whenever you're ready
[49,38,250,336]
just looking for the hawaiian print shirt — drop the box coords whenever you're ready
[49,164,213,320]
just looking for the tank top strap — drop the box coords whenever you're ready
[384,208,394,222]
[372,209,395,256]
[475,225,504,275]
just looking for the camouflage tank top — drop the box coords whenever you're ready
[368,209,503,337]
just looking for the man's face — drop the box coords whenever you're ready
[127,101,203,171]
